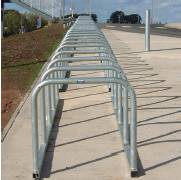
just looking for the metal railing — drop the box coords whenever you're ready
[10,0,64,20]
[31,16,138,179]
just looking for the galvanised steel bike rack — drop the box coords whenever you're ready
[31,16,138,179]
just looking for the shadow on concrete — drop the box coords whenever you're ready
[123,65,149,69]
[68,84,104,91]
[137,96,180,108]
[50,150,124,174]
[138,110,181,124]
[137,130,181,173]
[71,71,101,76]
[151,47,181,52]
[44,149,145,178]
[127,68,153,74]
[136,152,146,177]
[55,130,118,147]
[120,63,149,66]
[137,106,181,110]
[59,71,71,92]
[63,100,111,113]
[133,80,166,88]
[129,73,158,81]
[41,99,64,178]
[135,87,171,96]
[138,130,181,144]
[59,113,114,128]
[64,91,108,100]
[144,156,181,172]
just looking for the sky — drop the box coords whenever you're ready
[4,0,181,23]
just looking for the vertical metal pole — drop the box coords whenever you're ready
[145,10,150,52]
[54,64,59,106]
[158,0,160,24]
[40,88,46,144]
[115,73,119,120]
[58,62,61,89]
[114,73,118,113]
[47,84,52,125]
[113,71,116,106]
[32,93,39,175]
[118,80,121,124]
[118,84,123,125]
[60,62,64,89]
[53,65,58,108]
[50,74,55,117]
[123,87,129,145]
[108,61,112,90]
[130,90,137,171]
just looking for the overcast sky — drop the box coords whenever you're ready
[5,0,181,23]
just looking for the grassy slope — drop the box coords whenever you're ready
[1,23,67,129]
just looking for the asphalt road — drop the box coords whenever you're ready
[100,24,181,38]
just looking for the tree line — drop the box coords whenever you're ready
[108,11,142,24]
[3,10,48,37]
[64,13,98,22]
[3,10,98,37]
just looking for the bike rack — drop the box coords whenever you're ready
[31,16,138,179]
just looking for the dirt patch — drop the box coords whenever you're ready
[1,23,67,130]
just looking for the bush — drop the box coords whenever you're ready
[3,10,48,36]
[4,10,21,36]
[24,13,37,31]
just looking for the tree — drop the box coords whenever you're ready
[3,10,48,36]
[109,10,142,24]
[125,14,142,24]
[4,10,21,36]
[110,11,125,23]
[64,13,98,22]
[24,13,37,31]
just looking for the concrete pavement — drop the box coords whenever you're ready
[102,25,181,180]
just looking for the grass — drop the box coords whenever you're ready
[1,23,67,129]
